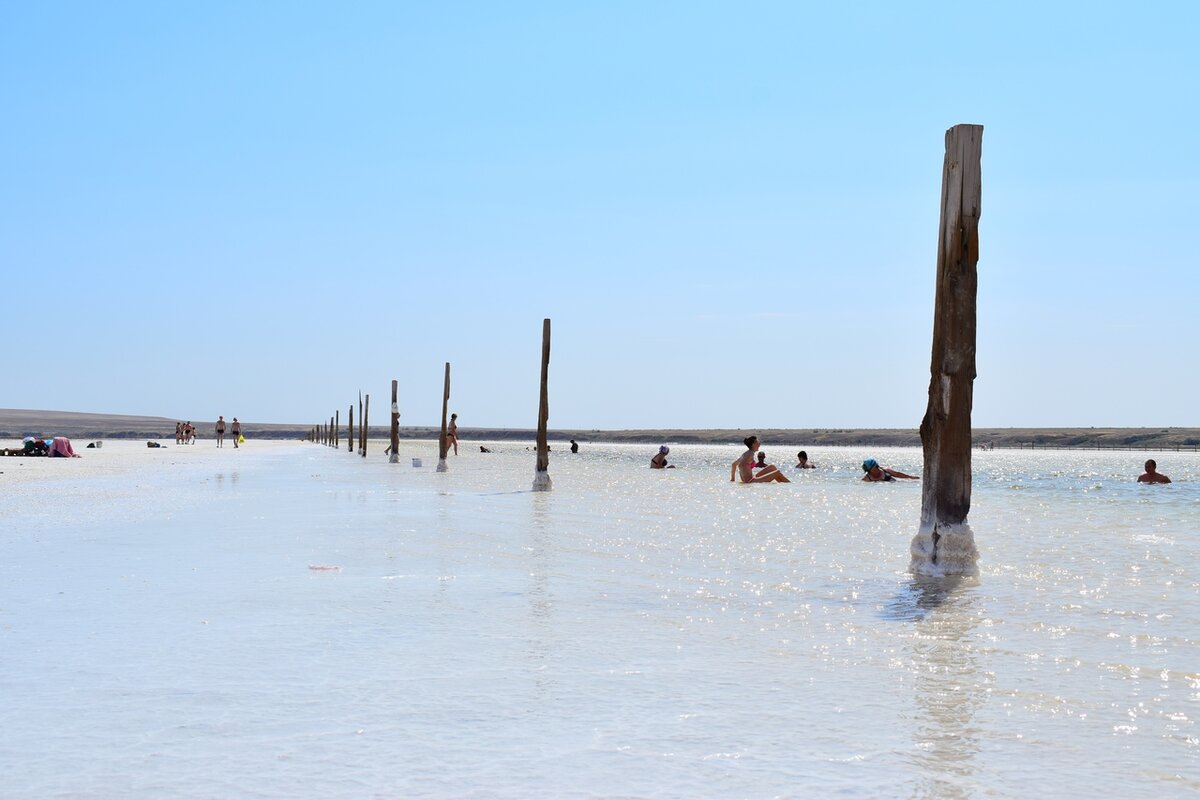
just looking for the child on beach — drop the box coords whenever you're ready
[731,436,790,483]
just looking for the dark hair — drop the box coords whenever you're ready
[798,450,808,459]
[1146,459,1157,469]
[743,435,758,448]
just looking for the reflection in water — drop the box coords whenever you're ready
[888,577,985,800]
[526,495,556,697]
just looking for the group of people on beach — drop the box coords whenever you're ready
[175,418,243,447]
[175,422,197,444]
[214,416,242,448]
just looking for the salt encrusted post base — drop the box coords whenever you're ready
[910,522,979,577]
[436,458,448,473]
[532,470,553,492]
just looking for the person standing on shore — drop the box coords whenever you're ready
[1137,459,1171,484]
[216,416,226,448]
[731,436,790,483]
[231,417,241,448]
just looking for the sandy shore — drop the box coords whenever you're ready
[0,438,299,489]
[3,408,1198,450]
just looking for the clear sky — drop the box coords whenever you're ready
[3,1,1196,429]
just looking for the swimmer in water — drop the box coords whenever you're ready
[651,445,675,469]
[795,450,815,469]
[731,436,790,483]
[1137,459,1171,484]
[861,458,917,482]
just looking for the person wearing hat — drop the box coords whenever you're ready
[861,458,917,482]
[650,445,675,469]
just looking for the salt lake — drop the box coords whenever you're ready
[1,440,1197,798]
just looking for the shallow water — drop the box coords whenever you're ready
[1,441,1197,798]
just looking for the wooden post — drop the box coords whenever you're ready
[532,318,552,491]
[358,393,364,455]
[912,124,983,577]
[437,362,451,472]
[334,410,339,448]
[362,394,369,458]
[388,380,400,463]
[348,405,354,453]
[330,415,335,447]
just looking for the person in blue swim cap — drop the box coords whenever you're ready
[861,457,918,482]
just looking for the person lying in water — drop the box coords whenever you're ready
[731,436,790,483]
[650,445,675,468]
[861,458,918,482]
[1137,459,1171,484]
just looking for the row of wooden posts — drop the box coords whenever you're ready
[300,124,984,574]
[306,318,555,490]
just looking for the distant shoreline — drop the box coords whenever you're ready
[2,408,1197,451]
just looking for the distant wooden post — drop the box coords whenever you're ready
[388,380,400,463]
[334,410,339,448]
[348,405,354,453]
[437,362,451,472]
[912,124,983,576]
[330,415,335,447]
[532,318,552,491]
[358,393,364,455]
[362,394,369,458]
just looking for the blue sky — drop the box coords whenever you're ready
[3,1,1196,429]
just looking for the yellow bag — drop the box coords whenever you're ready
[238,434,246,444]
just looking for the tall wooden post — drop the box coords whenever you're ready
[348,405,354,453]
[358,393,364,455]
[532,318,552,491]
[334,410,339,448]
[330,415,335,447]
[362,394,369,458]
[437,362,451,472]
[912,124,983,577]
[388,380,400,463]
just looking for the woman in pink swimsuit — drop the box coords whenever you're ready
[730,436,790,483]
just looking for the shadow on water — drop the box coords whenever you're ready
[880,575,978,623]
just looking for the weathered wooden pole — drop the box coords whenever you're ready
[330,415,335,447]
[388,380,400,464]
[437,362,451,472]
[348,405,354,453]
[362,394,369,458]
[911,123,983,577]
[532,318,552,491]
[358,393,364,455]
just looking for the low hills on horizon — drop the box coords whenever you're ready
[1,408,1197,450]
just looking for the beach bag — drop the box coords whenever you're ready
[238,434,246,444]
